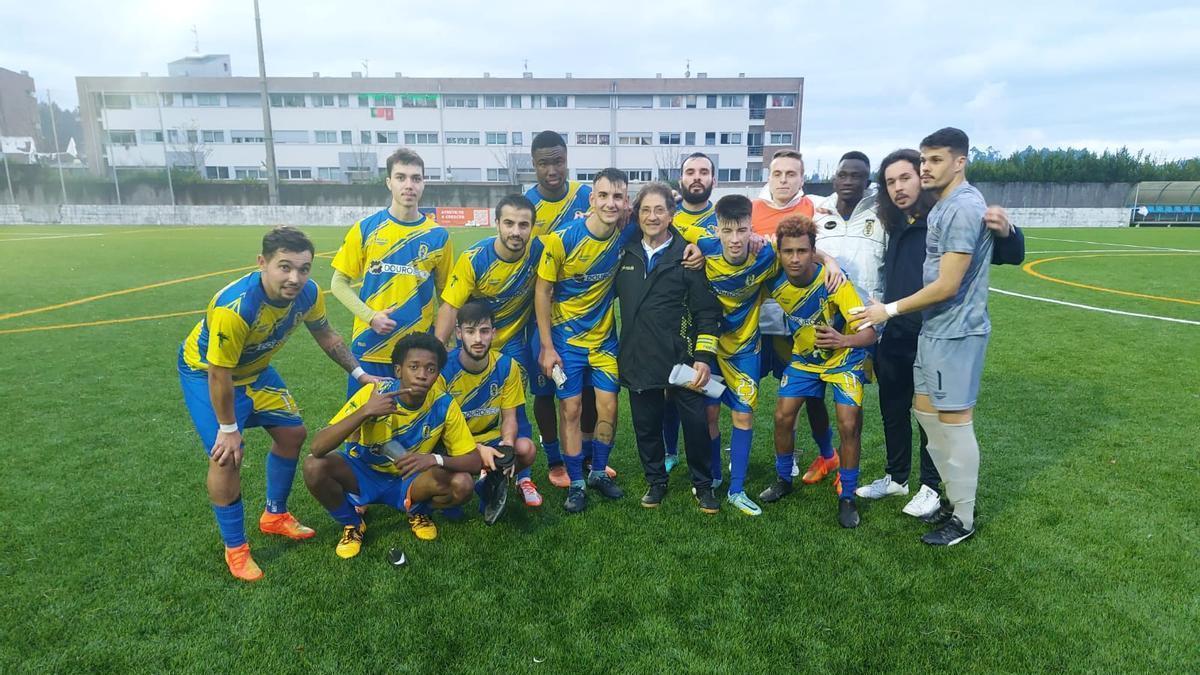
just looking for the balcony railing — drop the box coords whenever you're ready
[749,107,766,120]
[748,146,764,157]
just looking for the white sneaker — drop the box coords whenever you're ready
[855,475,909,499]
[903,484,942,517]
[790,452,801,478]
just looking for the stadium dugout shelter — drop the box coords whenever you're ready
[1129,181,1200,227]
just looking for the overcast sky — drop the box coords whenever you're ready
[4,0,1197,175]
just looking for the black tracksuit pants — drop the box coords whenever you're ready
[628,387,713,489]
[875,330,941,490]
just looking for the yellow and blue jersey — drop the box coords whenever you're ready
[334,383,476,475]
[181,272,327,386]
[332,209,452,364]
[537,218,631,351]
[768,264,868,374]
[527,181,592,239]
[682,233,779,357]
[441,349,525,446]
[441,237,542,357]
[673,201,718,234]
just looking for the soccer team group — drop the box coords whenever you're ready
[178,127,1025,581]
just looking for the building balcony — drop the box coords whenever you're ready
[749,107,766,120]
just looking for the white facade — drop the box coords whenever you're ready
[78,74,803,185]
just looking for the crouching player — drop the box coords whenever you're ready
[441,301,538,512]
[303,333,504,556]
[759,216,876,528]
[178,226,380,582]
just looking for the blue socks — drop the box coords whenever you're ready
[775,454,794,483]
[839,467,859,500]
[582,438,595,462]
[814,427,836,460]
[212,497,247,548]
[543,438,563,466]
[327,497,362,527]
[516,467,532,481]
[729,427,752,494]
[565,453,585,483]
[590,440,613,474]
[710,435,723,484]
[662,399,680,456]
[264,452,297,514]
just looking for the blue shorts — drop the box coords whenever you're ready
[178,355,303,455]
[340,447,422,512]
[709,350,762,413]
[555,340,618,400]
[778,363,866,407]
[760,335,793,380]
[347,361,395,400]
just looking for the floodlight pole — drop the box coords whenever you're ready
[254,0,280,205]
[100,89,122,205]
[155,90,176,206]
[46,90,68,203]
[0,116,13,204]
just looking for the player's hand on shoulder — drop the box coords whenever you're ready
[210,429,244,468]
[682,243,704,270]
[370,311,397,335]
[848,297,888,330]
[823,259,846,292]
[748,233,766,255]
[983,206,1012,237]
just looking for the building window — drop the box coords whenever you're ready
[685,132,696,145]
[686,95,697,109]
[360,131,372,144]
[448,167,482,181]
[205,166,230,179]
[202,130,225,143]
[401,95,437,108]
[487,168,510,182]
[720,132,742,145]
[512,131,523,145]
[617,95,653,109]
[315,130,339,144]
[133,93,157,107]
[269,93,305,107]
[372,94,396,107]
[618,133,652,146]
[445,132,481,145]
[161,93,175,107]
[576,132,610,145]
[576,169,599,181]
[108,130,137,145]
[626,169,653,182]
[545,95,568,108]
[138,130,163,143]
[483,95,507,108]
[531,95,541,109]
[705,95,717,108]
[425,167,442,181]
[317,167,343,181]
[769,132,794,145]
[357,94,370,107]
[659,132,681,145]
[444,95,479,108]
[404,131,438,145]
[278,168,313,180]
[235,167,266,180]
[717,168,742,181]
[719,95,744,108]
[167,129,198,144]
[273,130,308,143]
[486,131,508,145]
[510,95,522,109]
[312,94,337,107]
[575,95,610,109]
[746,167,764,182]
[231,130,265,144]
[660,95,683,108]
[341,130,352,144]
[197,94,221,107]
[704,132,716,146]
[375,131,399,144]
[771,94,796,107]
[658,168,681,181]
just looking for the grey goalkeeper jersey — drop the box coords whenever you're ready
[922,181,993,339]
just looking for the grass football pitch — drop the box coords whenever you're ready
[0,224,1197,673]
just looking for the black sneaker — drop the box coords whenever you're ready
[922,516,975,546]
[838,497,860,529]
[693,485,720,514]
[920,501,954,526]
[481,471,508,526]
[758,478,794,503]
[563,485,588,514]
[641,483,668,508]
[587,473,624,499]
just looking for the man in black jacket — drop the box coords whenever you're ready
[854,148,1026,517]
[614,182,724,512]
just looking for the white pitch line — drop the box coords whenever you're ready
[0,233,107,242]
[1025,235,1199,253]
[1025,249,1178,254]
[990,287,1200,325]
